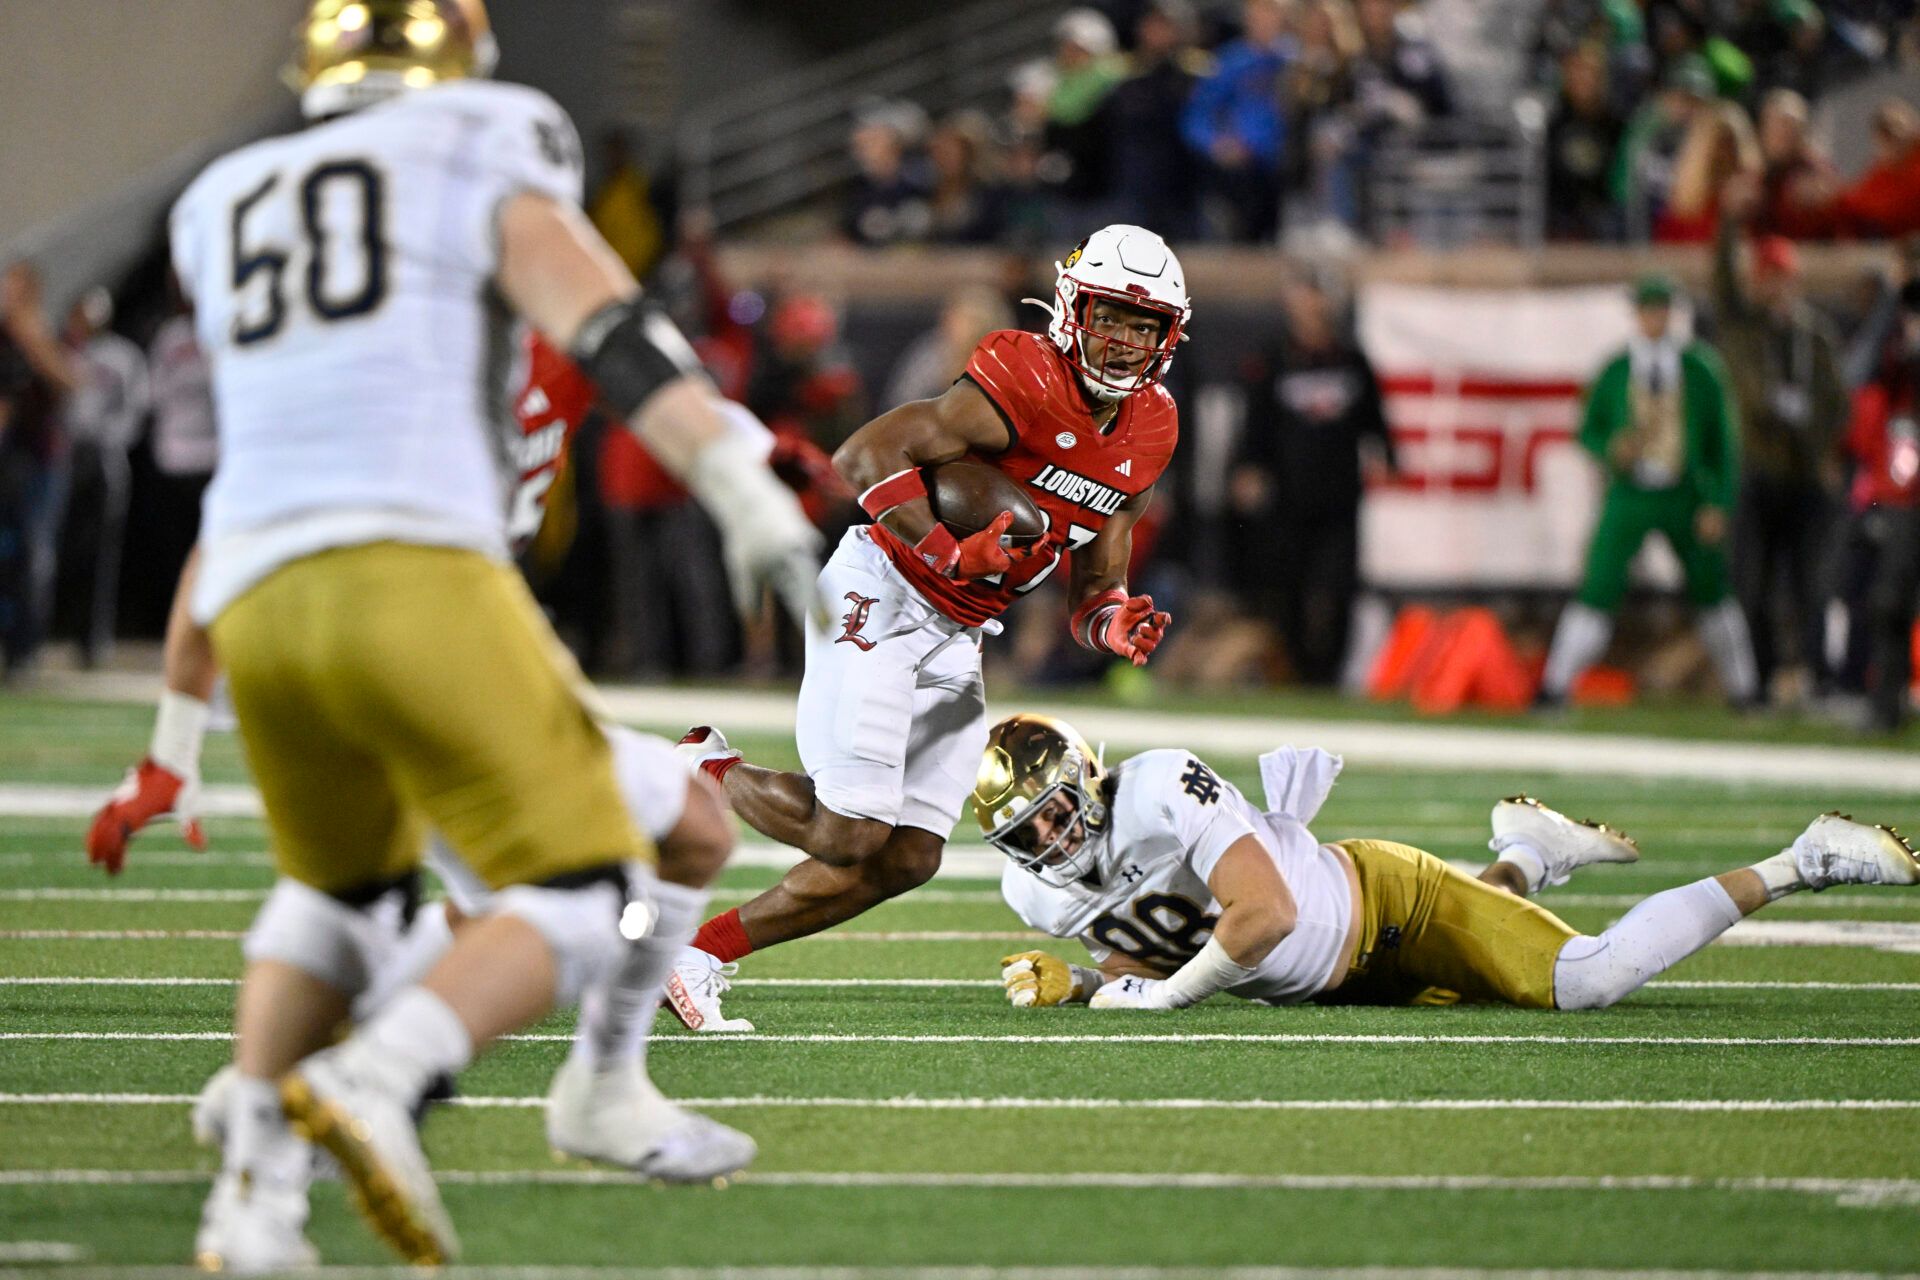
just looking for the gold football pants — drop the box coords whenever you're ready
[1325,839,1578,1009]
[209,542,650,897]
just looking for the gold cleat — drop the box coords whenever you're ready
[281,1069,456,1266]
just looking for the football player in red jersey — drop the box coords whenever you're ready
[672,224,1191,1030]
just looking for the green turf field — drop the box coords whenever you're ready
[2,690,1917,1277]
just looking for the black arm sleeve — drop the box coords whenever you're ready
[569,296,705,419]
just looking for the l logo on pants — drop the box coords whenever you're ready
[836,592,880,651]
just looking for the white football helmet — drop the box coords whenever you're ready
[1032,225,1191,403]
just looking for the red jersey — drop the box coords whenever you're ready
[508,335,596,548]
[871,329,1179,626]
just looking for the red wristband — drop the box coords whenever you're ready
[859,467,928,520]
[1069,588,1127,651]
[914,523,961,575]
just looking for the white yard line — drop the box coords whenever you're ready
[3,975,1917,992]
[17,674,1920,793]
[1,1031,1914,1047]
[1,1167,1914,1198]
[3,1092,1918,1112]
[0,1261,1910,1280]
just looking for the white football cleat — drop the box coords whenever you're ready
[279,1047,459,1266]
[662,947,755,1032]
[1790,813,1920,891]
[1489,796,1639,893]
[545,1055,757,1182]
[190,1064,237,1150]
[193,1170,318,1275]
[676,726,740,774]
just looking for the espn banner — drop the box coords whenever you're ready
[1357,283,1682,589]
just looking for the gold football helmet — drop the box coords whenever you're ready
[974,714,1109,886]
[288,0,498,119]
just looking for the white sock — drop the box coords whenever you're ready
[573,879,709,1071]
[1553,878,1744,1009]
[1489,838,1548,897]
[1542,603,1614,697]
[1698,599,1758,702]
[354,901,454,1021]
[223,1073,310,1198]
[349,986,473,1101]
[1749,850,1805,902]
[150,690,209,777]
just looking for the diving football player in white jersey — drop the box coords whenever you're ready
[165,0,818,1269]
[979,716,1918,1013]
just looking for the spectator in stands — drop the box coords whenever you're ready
[1181,0,1296,242]
[1281,0,1365,233]
[1532,0,1651,114]
[1713,190,1850,702]
[0,261,77,679]
[1107,0,1207,241]
[925,113,1006,245]
[145,297,218,600]
[745,294,867,455]
[596,424,736,678]
[1538,274,1757,709]
[588,131,665,281]
[1544,41,1627,240]
[1615,54,1716,242]
[1352,0,1453,132]
[1043,8,1127,231]
[1773,100,1920,241]
[1725,0,1827,98]
[57,288,148,668]
[1839,280,1920,731]
[883,287,1013,409]
[1746,89,1837,236]
[843,101,933,247]
[1665,98,1758,242]
[1230,264,1396,685]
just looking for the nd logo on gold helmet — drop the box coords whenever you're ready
[288,0,498,119]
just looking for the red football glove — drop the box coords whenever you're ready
[87,758,206,875]
[1074,589,1172,666]
[915,511,1045,582]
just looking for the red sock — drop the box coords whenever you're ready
[701,755,742,786]
[691,907,753,963]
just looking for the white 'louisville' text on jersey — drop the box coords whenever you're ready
[169,79,585,622]
[1001,749,1354,1004]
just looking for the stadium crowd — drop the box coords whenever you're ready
[839,0,1920,248]
[6,0,1920,732]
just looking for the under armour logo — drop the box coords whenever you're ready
[1115,458,1133,477]
[836,592,880,651]
[1121,862,1145,884]
[1179,759,1220,805]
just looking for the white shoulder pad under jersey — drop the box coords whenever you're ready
[172,79,586,567]
[1000,749,1259,971]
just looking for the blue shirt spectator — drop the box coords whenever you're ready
[1180,0,1296,173]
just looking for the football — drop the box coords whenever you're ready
[925,459,1047,546]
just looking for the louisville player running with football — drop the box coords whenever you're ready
[980,716,1918,1013]
[671,225,1190,1030]
[148,0,819,1268]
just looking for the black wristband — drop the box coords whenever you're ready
[569,296,703,419]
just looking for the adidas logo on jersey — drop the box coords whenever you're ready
[1030,463,1127,516]
[1115,459,1132,477]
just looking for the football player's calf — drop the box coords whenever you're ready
[88,545,217,873]
[194,876,411,1274]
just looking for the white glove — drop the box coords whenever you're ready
[1089,974,1172,1010]
[685,433,828,627]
